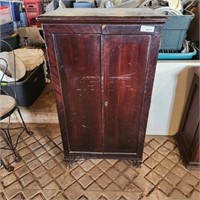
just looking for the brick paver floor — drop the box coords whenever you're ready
[0,123,199,200]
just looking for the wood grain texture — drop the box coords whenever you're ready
[40,11,167,164]
[38,8,167,24]
[175,68,200,169]
[54,33,102,152]
[42,27,70,157]
[102,34,150,154]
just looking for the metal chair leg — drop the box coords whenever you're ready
[1,128,22,162]
[0,107,33,163]
[16,107,33,136]
[0,157,14,172]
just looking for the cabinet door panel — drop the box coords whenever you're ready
[102,35,151,153]
[54,33,102,152]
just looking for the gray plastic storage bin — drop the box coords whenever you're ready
[160,10,194,50]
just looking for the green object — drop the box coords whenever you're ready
[1,82,8,86]
[113,0,122,6]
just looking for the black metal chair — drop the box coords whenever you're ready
[0,40,33,172]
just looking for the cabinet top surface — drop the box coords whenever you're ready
[38,8,167,24]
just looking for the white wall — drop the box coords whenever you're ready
[146,60,200,136]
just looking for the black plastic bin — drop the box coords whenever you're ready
[1,64,46,107]
[0,34,20,52]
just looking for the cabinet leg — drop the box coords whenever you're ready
[131,160,142,167]
[65,158,77,166]
[64,154,78,167]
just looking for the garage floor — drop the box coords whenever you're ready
[0,84,199,200]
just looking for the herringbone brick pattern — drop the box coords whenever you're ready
[0,124,199,200]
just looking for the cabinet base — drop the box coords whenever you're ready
[131,160,142,167]
[65,158,78,167]
[64,152,142,167]
[174,134,200,169]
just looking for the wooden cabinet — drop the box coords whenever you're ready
[175,67,200,169]
[38,8,166,165]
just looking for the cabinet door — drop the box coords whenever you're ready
[102,34,151,154]
[54,33,102,152]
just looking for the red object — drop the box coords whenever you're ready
[0,6,9,10]
[23,0,42,27]
[23,0,42,2]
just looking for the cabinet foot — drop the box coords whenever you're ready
[64,154,78,167]
[131,160,142,167]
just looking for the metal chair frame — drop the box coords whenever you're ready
[0,40,33,172]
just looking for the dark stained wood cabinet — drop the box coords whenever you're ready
[38,8,167,165]
[175,67,200,169]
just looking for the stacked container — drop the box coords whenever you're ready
[23,0,43,27]
[160,10,194,50]
[0,1,21,29]
[158,10,196,60]
[0,6,11,25]
[0,6,19,51]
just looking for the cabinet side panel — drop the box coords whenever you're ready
[54,33,102,152]
[42,25,70,155]
[179,83,199,153]
[102,35,150,154]
[193,125,200,163]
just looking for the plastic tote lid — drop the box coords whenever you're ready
[0,51,26,82]
[14,48,44,71]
